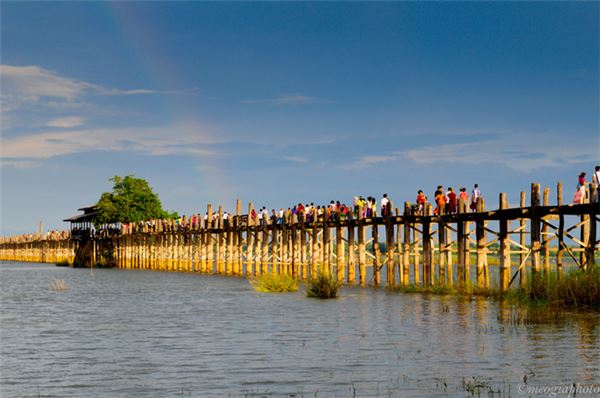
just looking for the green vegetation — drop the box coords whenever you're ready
[95,175,176,227]
[390,283,501,299]
[505,266,600,309]
[250,273,298,293]
[390,267,600,310]
[307,271,340,299]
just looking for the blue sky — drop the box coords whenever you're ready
[1,2,598,235]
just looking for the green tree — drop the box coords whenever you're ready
[95,175,176,226]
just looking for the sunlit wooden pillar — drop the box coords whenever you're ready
[475,197,488,288]
[347,215,356,284]
[530,184,542,275]
[358,205,366,286]
[519,192,527,287]
[403,203,411,286]
[246,203,254,276]
[542,187,550,273]
[556,183,564,277]
[498,193,511,291]
[385,211,395,287]
[457,198,467,289]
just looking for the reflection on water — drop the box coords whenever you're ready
[0,262,598,397]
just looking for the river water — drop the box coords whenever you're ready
[0,262,598,398]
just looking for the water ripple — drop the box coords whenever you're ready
[1,262,599,397]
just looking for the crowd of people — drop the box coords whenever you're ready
[413,184,480,216]
[0,230,70,244]
[87,166,600,236]
[4,168,599,242]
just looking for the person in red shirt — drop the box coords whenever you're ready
[447,187,457,214]
[416,190,427,215]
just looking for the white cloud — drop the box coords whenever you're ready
[100,88,198,96]
[0,64,196,114]
[0,65,97,102]
[1,123,220,160]
[242,94,332,105]
[281,156,309,163]
[0,159,40,169]
[345,133,598,172]
[46,116,85,128]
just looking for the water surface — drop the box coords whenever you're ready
[1,262,598,397]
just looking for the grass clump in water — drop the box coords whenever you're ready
[506,266,600,309]
[250,273,298,293]
[307,271,340,299]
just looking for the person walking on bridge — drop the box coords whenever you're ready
[381,194,390,218]
[593,166,600,203]
[574,172,587,204]
[470,184,481,212]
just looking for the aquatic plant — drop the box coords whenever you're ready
[507,266,600,309]
[250,273,298,293]
[307,271,340,299]
[389,267,599,310]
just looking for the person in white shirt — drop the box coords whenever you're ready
[593,166,600,203]
[381,194,390,217]
[471,184,481,212]
[261,207,269,226]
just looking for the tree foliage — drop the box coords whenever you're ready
[95,175,176,226]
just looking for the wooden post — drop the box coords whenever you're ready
[226,213,233,276]
[556,182,564,276]
[395,208,404,286]
[519,192,526,287]
[233,199,241,275]
[300,220,308,281]
[322,210,330,276]
[476,197,488,288]
[372,221,381,286]
[446,222,453,288]
[246,203,254,276]
[206,204,213,273]
[438,215,446,286]
[464,202,471,287]
[255,220,263,276]
[586,183,597,268]
[282,220,289,275]
[531,184,542,275]
[358,205,366,285]
[386,211,396,287]
[252,213,259,275]
[311,214,318,279]
[403,203,411,286]
[216,206,224,274]
[292,214,299,278]
[457,197,466,289]
[422,206,432,287]
[336,217,345,283]
[498,193,510,291]
[581,185,591,269]
[413,207,421,286]
[347,217,356,284]
[261,218,269,275]
[542,187,550,273]
[277,220,284,274]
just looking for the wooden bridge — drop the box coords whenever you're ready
[1,182,598,291]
